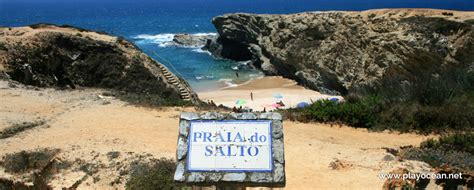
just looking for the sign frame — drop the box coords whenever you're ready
[174,112,286,187]
[186,120,273,172]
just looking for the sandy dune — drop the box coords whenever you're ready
[0,80,435,189]
[198,76,342,111]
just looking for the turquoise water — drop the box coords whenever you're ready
[1,0,473,91]
[133,33,264,92]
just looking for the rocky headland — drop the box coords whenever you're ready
[205,9,474,95]
[0,24,198,103]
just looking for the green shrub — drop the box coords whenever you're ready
[401,147,473,172]
[400,16,471,36]
[442,12,454,16]
[284,66,473,134]
[1,148,59,173]
[285,95,382,128]
[400,133,474,172]
[0,42,6,51]
[0,120,46,139]
[116,92,192,107]
[376,98,473,133]
[422,133,474,154]
[465,19,474,25]
[126,158,188,190]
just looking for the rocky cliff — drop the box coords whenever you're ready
[207,9,474,95]
[0,24,198,103]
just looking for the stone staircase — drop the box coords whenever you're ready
[157,64,192,101]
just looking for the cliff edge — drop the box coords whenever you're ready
[207,9,474,95]
[0,24,198,104]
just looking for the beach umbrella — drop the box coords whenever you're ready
[296,102,310,108]
[271,103,283,108]
[272,93,283,99]
[235,99,247,106]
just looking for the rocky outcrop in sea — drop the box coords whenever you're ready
[206,9,474,95]
[171,33,216,47]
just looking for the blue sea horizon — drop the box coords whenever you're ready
[1,0,473,92]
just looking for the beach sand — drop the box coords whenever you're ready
[198,76,342,111]
[0,80,435,189]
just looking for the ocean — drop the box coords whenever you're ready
[1,0,473,92]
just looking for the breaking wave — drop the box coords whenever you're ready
[192,48,212,55]
[218,78,238,88]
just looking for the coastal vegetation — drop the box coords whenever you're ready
[114,92,192,107]
[283,67,473,134]
[400,133,474,174]
[282,67,473,173]
[0,42,6,51]
[0,120,46,139]
[466,19,474,25]
[126,158,188,190]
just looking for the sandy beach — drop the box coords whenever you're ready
[198,76,342,111]
[0,80,435,189]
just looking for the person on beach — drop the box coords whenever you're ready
[250,92,253,101]
[277,100,285,107]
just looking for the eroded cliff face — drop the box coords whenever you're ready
[0,24,198,103]
[208,9,474,95]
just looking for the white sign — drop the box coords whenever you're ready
[187,120,272,172]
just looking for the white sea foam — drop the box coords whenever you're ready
[192,48,212,55]
[133,33,175,47]
[193,32,217,36]
[238,60,252,65]
[218,78,238,88]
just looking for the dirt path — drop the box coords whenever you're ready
[0,80,433,189]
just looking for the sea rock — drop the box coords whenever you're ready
[170,33,216,47]
[208,10,474,95]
